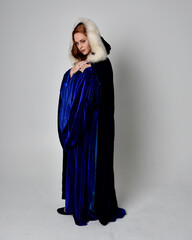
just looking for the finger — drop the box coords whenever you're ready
[81,61,86,66]
[79,62,84,67]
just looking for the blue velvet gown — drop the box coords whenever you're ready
[58,67,100,225]
[58,66,126,226]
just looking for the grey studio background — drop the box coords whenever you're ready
[0,0,192,239]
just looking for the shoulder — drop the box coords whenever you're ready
[91,58,113,82]
[92,58,113,73]
[92,58,112,68]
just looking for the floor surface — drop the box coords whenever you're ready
[0,179,191,240]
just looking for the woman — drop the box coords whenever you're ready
[57,17,126,226]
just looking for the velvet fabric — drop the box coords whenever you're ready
[57,36,126,226]
[91,58,126,225]
[58,67,99,225]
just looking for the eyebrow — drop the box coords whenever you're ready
[75,38,86,44]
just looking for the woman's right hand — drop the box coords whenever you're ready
[70,60,87,78]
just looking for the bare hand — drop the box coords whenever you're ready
[79,63,91,73]
[70,60,88,78]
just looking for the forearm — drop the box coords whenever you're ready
[70,68,74,78]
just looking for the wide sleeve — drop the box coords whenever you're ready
[57,68,74,149]
[58,68,100,151]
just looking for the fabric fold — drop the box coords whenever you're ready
[58,67,100,225]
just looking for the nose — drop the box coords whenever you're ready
[79,43,83,50]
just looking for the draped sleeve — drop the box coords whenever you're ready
[58,67,100,151]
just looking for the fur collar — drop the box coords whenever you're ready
[68,18,108,65]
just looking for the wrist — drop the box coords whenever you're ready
[70,68,74,78]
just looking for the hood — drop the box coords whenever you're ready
[68,17,111,65]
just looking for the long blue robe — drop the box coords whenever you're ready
[58,67,99,225]
[58,63,126,226]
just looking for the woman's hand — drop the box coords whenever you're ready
[70,60,87,78]
[79,63,91,73]
[70,60,91,77]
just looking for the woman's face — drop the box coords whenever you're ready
[74,32,91,56]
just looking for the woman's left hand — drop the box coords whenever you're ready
[79,63,91,73]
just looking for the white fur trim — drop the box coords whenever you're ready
[68,17,107,65]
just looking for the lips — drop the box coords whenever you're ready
[81,49,85,53]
